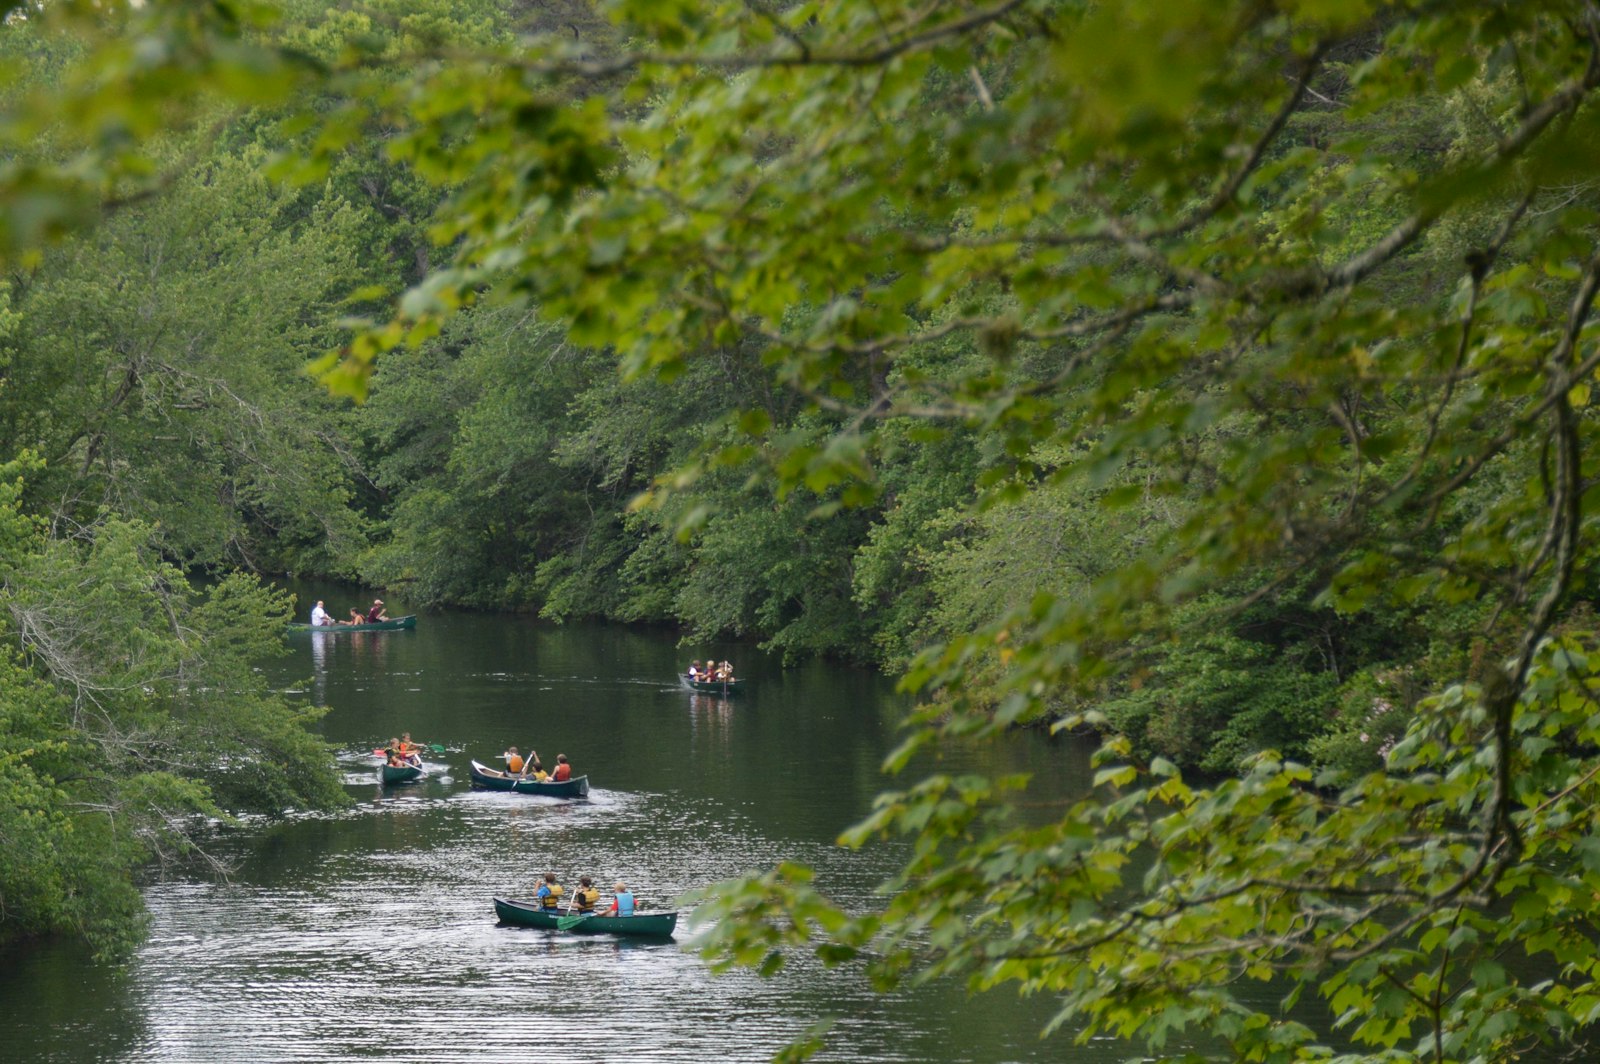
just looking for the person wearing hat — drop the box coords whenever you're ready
[364,598,389,623]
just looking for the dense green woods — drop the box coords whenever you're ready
[8,0,1600,1060]
[0,453,346,955]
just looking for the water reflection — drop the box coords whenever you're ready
[5,583,1109,1064]
[309,630,328,704]
[0,938,150,1061]
[685,692,734,744]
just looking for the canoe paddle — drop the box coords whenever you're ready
[556,894,594,931]
[370,743,447,756]
[513,749,540,779]
[557,880,607,929]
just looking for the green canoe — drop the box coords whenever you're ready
[469,760,590,799]
[493,897,678,937]
[381,763,424,784]
[289,615,417,633]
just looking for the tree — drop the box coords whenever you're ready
[0,454,346,956]
[10,0,1600,1059]
[0,128,375,572]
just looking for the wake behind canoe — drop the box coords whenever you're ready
[494,897,678,937]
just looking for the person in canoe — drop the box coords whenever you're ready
[550,754,572,782]
[522,755,549,782]
[716,661,734,681]
[384,737,421,768]
[688,660,703,681]
[365,598,389,623]
[398,734,425,764]
[573,876,601,914]
[609,882,636,916]
[345,607,366,625]
[310,600,333,627]
[503,746,525,774]
[535,871,564,911]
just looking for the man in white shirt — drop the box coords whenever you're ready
[310,600,332,626]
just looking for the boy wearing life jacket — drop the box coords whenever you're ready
[536,872,564,911]
[609,882,636,917]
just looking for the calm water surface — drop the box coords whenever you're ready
[3,584,1113,1063]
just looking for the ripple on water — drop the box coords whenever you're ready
[131,881,860,1062]
[10,611,1092,1064]
[118,792,949,1064]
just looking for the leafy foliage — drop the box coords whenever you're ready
[12,0,1600,1059]
[0,454,346,956]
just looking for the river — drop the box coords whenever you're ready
[2,584,1110,1063]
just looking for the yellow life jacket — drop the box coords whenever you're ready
[575,887,600,912]
[540,883,564,910]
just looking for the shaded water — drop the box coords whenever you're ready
[3,585,1108,1063]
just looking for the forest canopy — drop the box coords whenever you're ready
[7,0,1600,1060]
